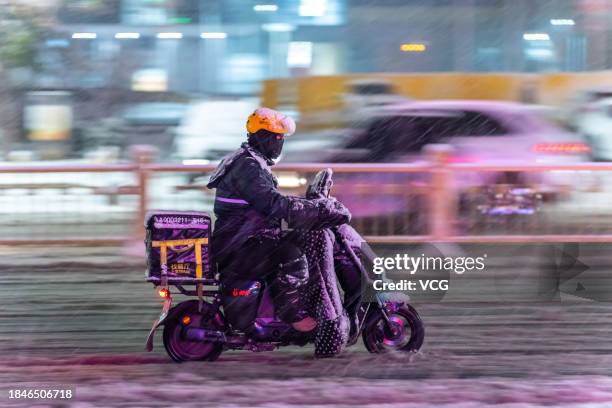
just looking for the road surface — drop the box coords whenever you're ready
[2,245,612,407]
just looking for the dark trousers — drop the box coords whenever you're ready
[218,234,306,329]
[220,234,303,280]
[218,230,364,329]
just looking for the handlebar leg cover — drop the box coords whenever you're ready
[271,255,311,324]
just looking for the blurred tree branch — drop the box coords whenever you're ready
[0,2,56,157]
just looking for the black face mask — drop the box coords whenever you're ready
[248,131,284,161]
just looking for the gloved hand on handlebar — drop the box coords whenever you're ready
[317,197,351,229]
[286,196,351,230]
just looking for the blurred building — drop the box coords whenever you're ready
[33,0,612,96]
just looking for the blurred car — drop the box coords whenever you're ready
[284,100,588,164]
[282,100,589,233]
[566,87,612,131]
[81,102,187,158]
[172,99,260,162]
[574,97,612,161]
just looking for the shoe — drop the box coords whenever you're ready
[292,316,317,332]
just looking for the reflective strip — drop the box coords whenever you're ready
[160,245,167,265]
[152,238,208,247]
[195,243,202,279]
[152,238,207,280]
[216,196,249,205]
[160,245,168,288]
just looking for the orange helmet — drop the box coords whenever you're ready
[246,107,296,136]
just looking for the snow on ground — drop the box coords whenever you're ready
[3,247,612,407]
[3,354,612,407]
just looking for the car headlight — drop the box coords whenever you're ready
[276,172,308,188]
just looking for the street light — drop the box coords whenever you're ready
[200,32,227,39]
[115,32,140,39]
[157,32,183,39]
[550,19,575,26]
[523,33,551,41]
[72,33,97,39]
[262,23,294,32]
[300,0,327,17]
[254,4,278,12]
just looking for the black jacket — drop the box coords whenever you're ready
[207,143,350,262]
[207,143,290,260]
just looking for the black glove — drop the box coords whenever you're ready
[286,197,351,230]
[316,197,351,229]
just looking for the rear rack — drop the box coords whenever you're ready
[147,279,219,297]
[146,277,217,285]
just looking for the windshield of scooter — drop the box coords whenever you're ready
[306,168,333,199]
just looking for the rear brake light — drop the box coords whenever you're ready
[533,143,591,154]
[158,288,170,299]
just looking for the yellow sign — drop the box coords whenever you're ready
[170,263,191,275]
[400,43,427,52]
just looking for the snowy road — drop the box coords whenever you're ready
[2,246,612,407]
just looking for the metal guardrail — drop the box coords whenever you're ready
[2,145,612,245]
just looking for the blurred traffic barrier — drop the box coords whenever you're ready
[0,163,139,244]
[4,145,612,244]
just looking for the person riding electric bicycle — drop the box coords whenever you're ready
[207,108,358,336]
[143,109,424,361]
